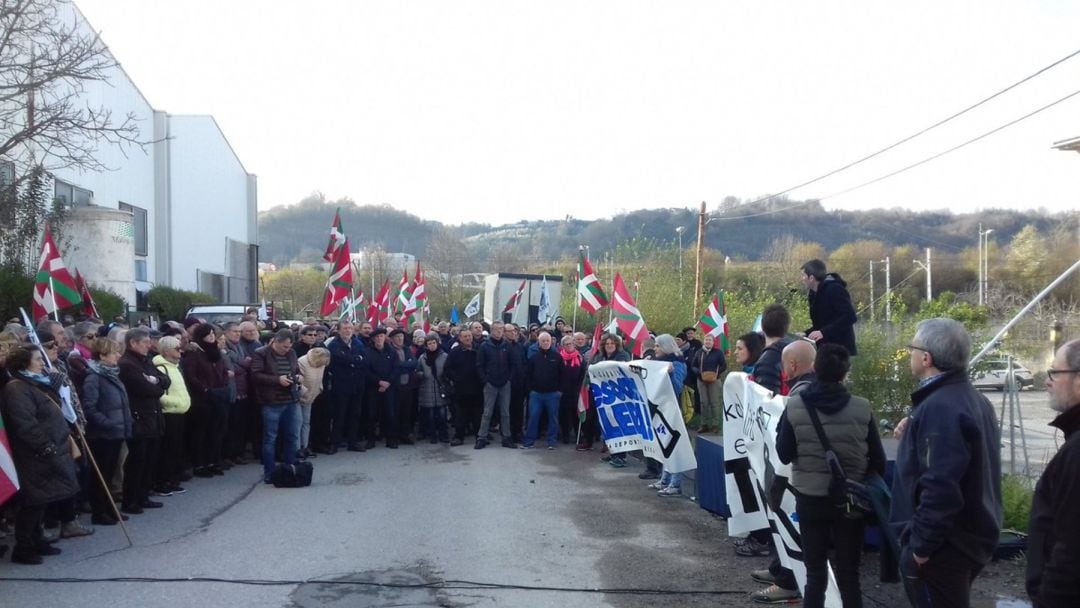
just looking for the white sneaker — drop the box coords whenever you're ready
[657,486,682,497]
[647,481,667,490]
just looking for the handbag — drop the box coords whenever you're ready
[804,401,873,519]
[699,352,721,383]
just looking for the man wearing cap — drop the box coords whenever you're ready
[364,328,397,449]
[324,320,368,453]
[389,328,419,446]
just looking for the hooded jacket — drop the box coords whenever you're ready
[806,273,858,356]
[82,361,134,439]
[889,368,1002,565]
[777,381,885,497]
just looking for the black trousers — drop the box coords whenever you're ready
[453,392,483,440]
[797,494,866,608]
[157,414,186,487]
[225,397,250,460]
[88,438,123,517]
[509,381,527,441]
[123,437,159,507]
[558,391,579,443]
[900,542,983,608]
[309,392,331,450]
[328,387,360,447]
[362,388,382,441]
[14,501,45,553]
[186,403,212,469]
[396,385,417,439]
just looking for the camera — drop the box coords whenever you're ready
[287,374,301,402]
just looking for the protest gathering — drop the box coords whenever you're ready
[3,244,1078,608]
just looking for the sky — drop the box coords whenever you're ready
[76,1,1080,224]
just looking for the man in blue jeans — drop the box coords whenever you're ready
[250,329,302,483]
[521,332,564,449]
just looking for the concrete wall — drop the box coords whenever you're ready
[63,206,137,304]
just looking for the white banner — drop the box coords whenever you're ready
[589,360,697,473]
[722,372,840,607]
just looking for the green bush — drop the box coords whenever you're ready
[146,286,217,322]
[0,267,35,322]
[1001,474,1033,532]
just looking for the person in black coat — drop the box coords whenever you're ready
[81,338,132,526]
[364,329,397,449]
[522,332,563,449]
[117,328,169,515]
[1,346,80,564]
[1027,339,1080,607]
[443,330,483,446]
[800,259,857,356]
[323,321,368,453]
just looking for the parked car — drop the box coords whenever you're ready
[184,304,256,325]
[971,359,1035,391]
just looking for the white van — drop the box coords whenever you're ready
[184,304,257,325]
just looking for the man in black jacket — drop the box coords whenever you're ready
[1027,338,1080,607]
[800,259,857,356]
[475,321,516,449]
[323,320,367,453]
[117,327,169,513]
[521,332,563,449]
[891,318,1001,608]
[444,330,482,446]
[364,329,398,449]
[753,304,793,395]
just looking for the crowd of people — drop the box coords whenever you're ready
[1,257,1078,608]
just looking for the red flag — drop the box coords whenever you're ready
[32,224,82,322]
[587,321,603,359]
[323,208,345,262]
[611,273,650,357]
[577,251,608,315]
[502,279,527,314]
[319,238,353,316]
[0,411,19,507]
[368,279,391,325]
[74,269,100,319]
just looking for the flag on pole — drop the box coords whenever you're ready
[395,269,412,315]
[450,306,460,325]
[319,238,353,316]
[587,321,603,359]
[258,300,270,322]
[32,224,81,322]
[340,290,365,321]
[410,262,426,311]
[605,317,618,335]
[611,273,650,358]
[0,411,19,507]
[502,279,526,315]
[576,380,591,425]
[697,292,731,351]
[323,208,346,262]
[368,279,391,325]
[464,292,481,318]
[751,314,763,334]
[73,268,100,319]
[21,308,76,423]
[538,276,552,324]
[577,250,608,315]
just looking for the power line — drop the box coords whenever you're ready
[713,46,1080,222]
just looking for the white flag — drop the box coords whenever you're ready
[538,276,552,324]
[464,292,481,318]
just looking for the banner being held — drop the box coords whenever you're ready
[722,372,841,607]
[589,360,697,473]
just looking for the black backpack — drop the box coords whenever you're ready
[271,461,314,488]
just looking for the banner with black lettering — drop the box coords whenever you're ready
[589,360,697,473]
[722,372,841,607]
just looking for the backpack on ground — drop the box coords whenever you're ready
[271,461,314,488]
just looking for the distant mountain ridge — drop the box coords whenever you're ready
[257,193,1070,268]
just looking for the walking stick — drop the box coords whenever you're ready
[75,429,133,547]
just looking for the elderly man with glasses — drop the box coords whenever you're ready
[1027,338,1080,607]
[890,318,1002,608]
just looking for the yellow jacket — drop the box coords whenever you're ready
[153,354,191,415]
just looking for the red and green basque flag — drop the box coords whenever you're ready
[0,411,19,507]
[319,238,353,316]
[32,224,81,322]
[611,273,649,358]
[697,292,731,352]
[502,279,526,314]
[323,208,345,262]
[577,249,608,315]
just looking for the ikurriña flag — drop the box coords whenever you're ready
[32,224,81,322]
[577,249,608,315]
[323,208,345,262]
[319,238,353,316]
[611,273,649,358]
[502,279,526,314]
[697,292,731,352]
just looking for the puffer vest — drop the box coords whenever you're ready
[785,392,873,497]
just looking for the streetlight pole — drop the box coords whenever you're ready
[978,225,994,306]
[913,247,932,302]
[693,201,705,311]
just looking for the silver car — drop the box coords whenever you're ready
[971,359,1035,391]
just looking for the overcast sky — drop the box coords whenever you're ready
[77,1,1080,224]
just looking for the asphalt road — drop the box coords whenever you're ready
[0,429,1040,608]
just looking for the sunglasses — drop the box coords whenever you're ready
[1047,369,1080,381]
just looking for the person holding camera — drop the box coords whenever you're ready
[776,344,885,608]
[250,329,303,484]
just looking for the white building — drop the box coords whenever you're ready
[7,3,257,308]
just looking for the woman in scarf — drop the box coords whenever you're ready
[82,338,133,525]
[182,323,230,478]
[557,336,587,446]
[1,346,81,564]
[417,335,450,443]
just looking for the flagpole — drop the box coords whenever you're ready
[350,288,356,323]
[76,428,133,546]
[49,275,60,322]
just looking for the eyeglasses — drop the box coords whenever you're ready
[906,344,929,354]
[1047,369,1080,381]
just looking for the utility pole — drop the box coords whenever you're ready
[869,260,875,323]
[913,247,932,302]
[883,256,892,324]
[693,201,705,314]
[977,222,983,306]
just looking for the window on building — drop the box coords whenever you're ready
[54,179,92,206]
[134,259,147,281]
[119,202,148,256]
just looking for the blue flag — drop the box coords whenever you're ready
[450,306,460,325]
